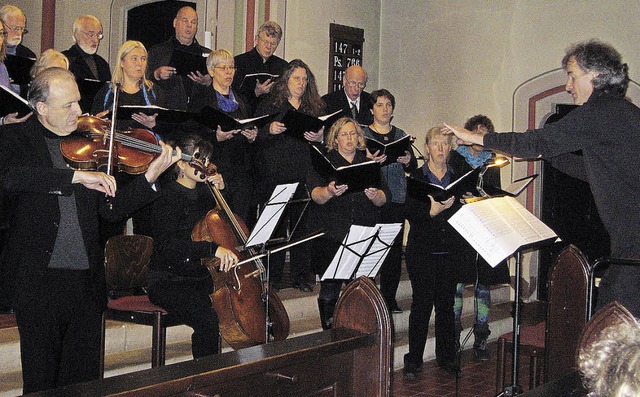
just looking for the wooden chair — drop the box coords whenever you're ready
[99,234,182,377]
[495,244,590,392]
[578,301,637,357]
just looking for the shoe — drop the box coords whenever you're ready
[437,360,461,376]
[402,353,422,380]
[473,338,490,361]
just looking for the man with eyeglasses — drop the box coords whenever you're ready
[62,15,111,113]
[322,65,373,127]
[232,21,288,115]
[0,5,36,97]
[148,6,211,110]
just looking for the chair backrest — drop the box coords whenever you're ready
[104,234,153,292]
[577,301,636,359]
[544,244,590,382]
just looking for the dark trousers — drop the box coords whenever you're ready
[16,269,102,394]
[378,202,405,309]
[405,253,458,367]
[148,276,219,358]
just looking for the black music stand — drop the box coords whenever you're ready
[242,182,311,343]
[446,196,557,397]
[321,223,402,282]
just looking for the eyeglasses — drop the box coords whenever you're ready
[82,31,104,40]
[257,36,279,48]
[214,65,236,72]
[4,24,28,34]
[338,131,358,138]
[345,78,366,89]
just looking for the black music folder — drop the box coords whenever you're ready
[238,72,279,91]
[281,109,343,140]
[168,48,209,77]
[0,84,31,117]
[117,104,194,123]
[406,167,481,202]
[5,54,35,86]
[77,78,106,105]
[365,135,411,164]
[310,144,381,193]
[196,106,274,131]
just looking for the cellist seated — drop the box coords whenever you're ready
[139,134,238,359]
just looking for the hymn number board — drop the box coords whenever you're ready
[329,24,364,93]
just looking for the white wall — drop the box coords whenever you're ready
[379,0,640,142]
[281,0,381,96]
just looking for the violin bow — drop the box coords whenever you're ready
[105,83,121,177]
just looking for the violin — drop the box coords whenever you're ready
[190,162,290,350]
[60,115,194,174]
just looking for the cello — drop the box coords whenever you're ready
[191,163,290,350]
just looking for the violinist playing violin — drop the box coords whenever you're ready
[138,134,238,360]
[0,68,180,393]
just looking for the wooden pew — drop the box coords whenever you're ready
[28,276,392,396]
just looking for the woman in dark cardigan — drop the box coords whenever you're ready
[307,117,389,329]
[252,59,325,292]
[188,49,258,221]
[403,126,474,380]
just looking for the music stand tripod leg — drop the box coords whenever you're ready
[495,251,524,397]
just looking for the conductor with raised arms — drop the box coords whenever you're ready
[443,39,640,318]
[0,68,180,393]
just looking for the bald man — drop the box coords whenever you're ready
[322,65,373,127]
[62,15,111,113]
[147,6,211,110]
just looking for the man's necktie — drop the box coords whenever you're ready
[350,101,358,120]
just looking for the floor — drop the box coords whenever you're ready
[392,341,537,397]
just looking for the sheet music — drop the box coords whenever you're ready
[448,196,557,267]
[357,223,402,278]
[245,183,299,247]
[321,223,402,280]
[322,225,373,280]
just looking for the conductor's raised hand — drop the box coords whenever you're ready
[215,246,238,272]
[72,171,117,196]
[428,195,455,217]
[441,123,485,147]
[144,142,181,184]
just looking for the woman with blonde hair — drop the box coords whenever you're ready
[92,40,164,130]
[29,49,69,79]
[307,116,388,329]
